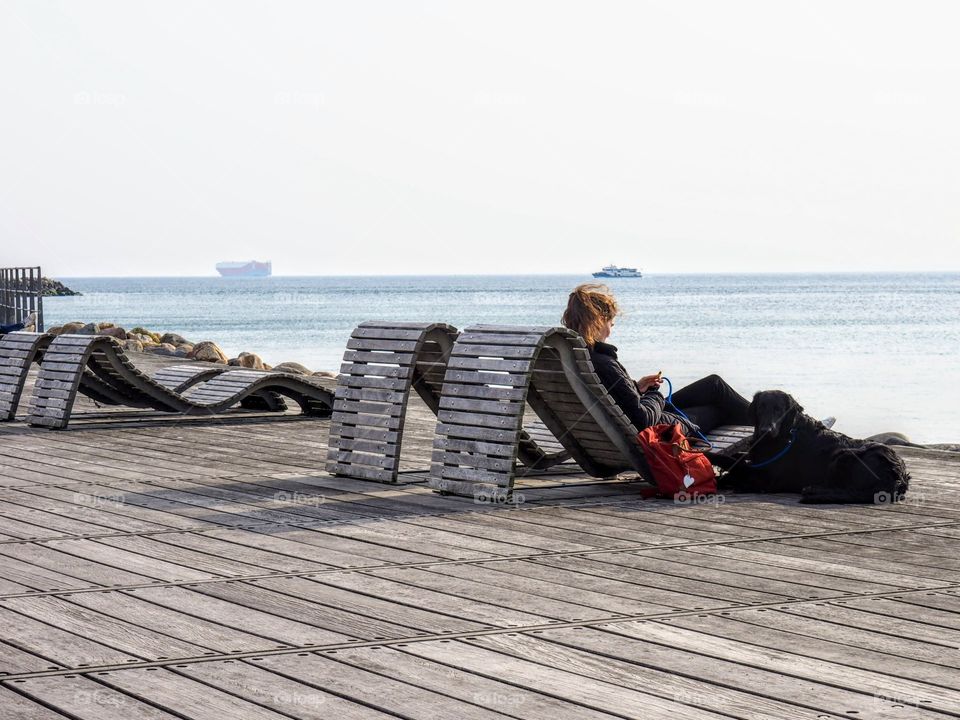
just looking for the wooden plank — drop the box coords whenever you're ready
[2,595,211,660]
[94,667,296,719]
[351,327,426,340]
[666,606,960,690]
[439,396,524,415]
[458,630,889,719]
[0,604,138,667]
[443,369,529,387]
[604,619,960,714]
[174,659,397,719]
[331,411,402,429]
[402,638,730,720]
[338,375,408,391]
[342,350,415,365]
[319,645,624,720]
[9,675,181,720]
[0,685,74,720]
[248,652,511,719]
[346,338,419,352]
[122,584,354,646]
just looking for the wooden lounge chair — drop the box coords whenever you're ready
[429,325,751,499]
[0,331,137,420]
[0,333,264,421]
[26,334,333,429]
[326,321,570,483]
[151,363,231,393]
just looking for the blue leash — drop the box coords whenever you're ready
[662,376,797,469]
[748,427,798,468]
[662,376,714,450]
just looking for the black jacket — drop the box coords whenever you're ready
[588,341,696,434]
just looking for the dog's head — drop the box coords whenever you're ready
[823,443,910,503]
[748,390,804,439]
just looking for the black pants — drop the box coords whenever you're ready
[0,322,25,334]
[669,374,750,433]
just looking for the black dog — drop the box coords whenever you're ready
[714,390,909,504]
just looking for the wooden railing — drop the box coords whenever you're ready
[0,266,44,331]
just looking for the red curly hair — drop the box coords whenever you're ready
[561,283,620,346]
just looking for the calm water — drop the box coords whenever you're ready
[45,274,960,443]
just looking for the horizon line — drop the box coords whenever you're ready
[47,269,960,279]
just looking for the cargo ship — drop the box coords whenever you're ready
[592,264,641,278]
[215,260,272,278]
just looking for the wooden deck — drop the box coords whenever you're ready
[1,356,960,718]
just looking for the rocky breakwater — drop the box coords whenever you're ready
[41,278,82,296]
[43,321,337,379]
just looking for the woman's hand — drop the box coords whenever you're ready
[636,372,663,393]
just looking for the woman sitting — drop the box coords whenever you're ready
[0,312,37,335]
[561,284,751,437]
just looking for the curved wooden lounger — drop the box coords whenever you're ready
[429,325,751,499]
[0,332,137,420]
[326,321,570,483]
[151,363,230,393]
[326,322,461,482]
[150,362,287,412]
[0,332,53,420]
[26,335,333,429]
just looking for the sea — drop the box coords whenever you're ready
[44,273,960,444]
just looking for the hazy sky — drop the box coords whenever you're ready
[2,1,958,276]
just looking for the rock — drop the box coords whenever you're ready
[865,432,926,449]
[231,352,265,370]
[40,278,81,297]
[263,364,272,371]
[177,343,194,355]
[77,322,99,335]
[99,326,127,340]
[60,322,85,334]
[149,343,179,356]
[311,370,337,379]
[47,325,63,336]
[131,327,161,343]
[272,361,311,375]
[187,340,228,364]
[161,332,189,346]
[99,322,115,329]
[123,339,144,353]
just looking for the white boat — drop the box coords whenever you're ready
[592,264,641,278]
[216,260,272,278]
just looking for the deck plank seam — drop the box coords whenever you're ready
[2,582,959,683]
[1,517,957,600]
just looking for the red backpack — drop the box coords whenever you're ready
[636,423,717,499]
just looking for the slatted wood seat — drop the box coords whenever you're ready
[26,335,333,429]
[327,322,570,483]
[0,332,54,420]
[429,325,752,499]
[0,331,140,419]
[151,363,230,393]
[152,363,287,412]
